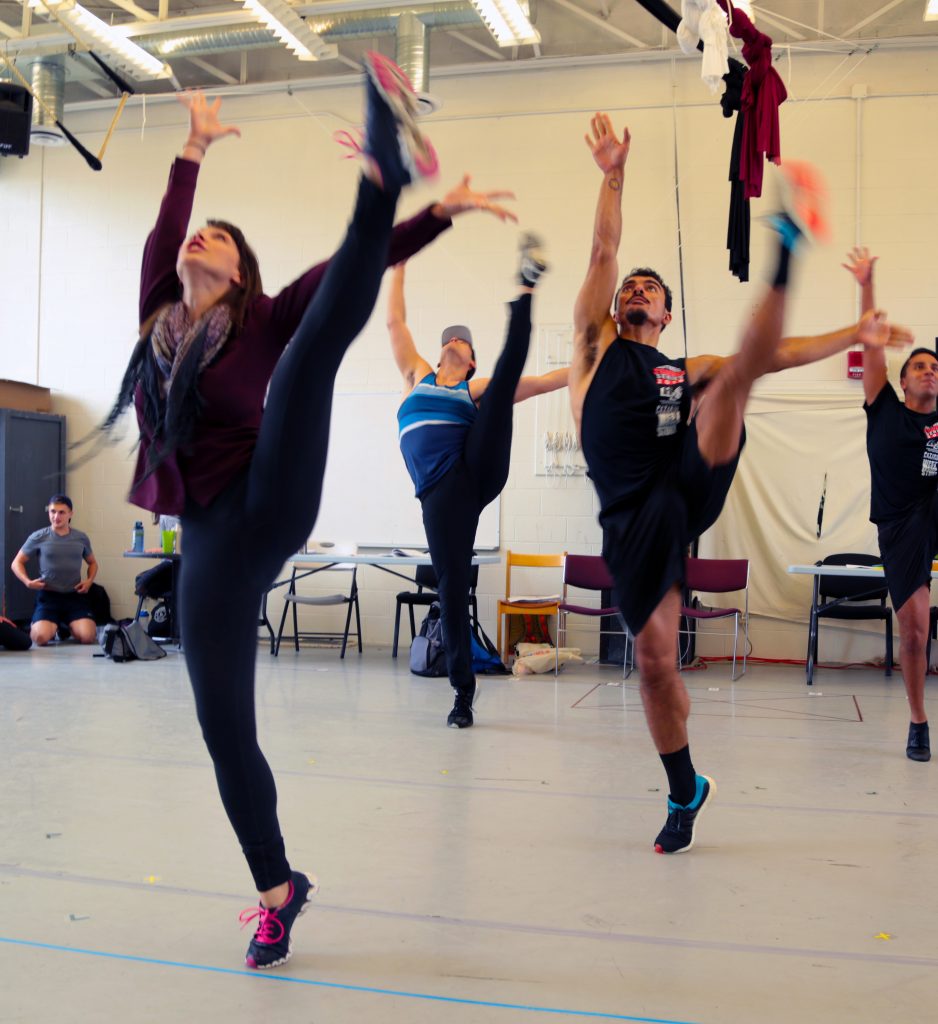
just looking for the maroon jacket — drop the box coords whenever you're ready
[129,158,452,514]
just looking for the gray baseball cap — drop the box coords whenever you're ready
[439,325,476,380]
[441,324,473,347]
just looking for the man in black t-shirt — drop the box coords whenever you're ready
[857,250,936,761]
[569,115,914,855]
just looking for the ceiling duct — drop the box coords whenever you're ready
[28,56,65,147]
[142,1,480,110]
[395,10,434,108]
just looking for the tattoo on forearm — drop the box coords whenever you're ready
[608,178,621,191]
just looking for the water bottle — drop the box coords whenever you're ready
[138,609,149,628]
[132,521,144,553]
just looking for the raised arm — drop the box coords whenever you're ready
[139,92,241,323]
[770,309,910,374]
[843,245,877,315]
[573,115,631,366]
[687,309,911,392]
[843,247,888,404]
[386,263,433,391]
[470,367,570,404]
[268,176,517,348]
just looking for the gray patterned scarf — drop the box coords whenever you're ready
[150,301,233,399]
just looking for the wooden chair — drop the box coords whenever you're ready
[496,550,566,660]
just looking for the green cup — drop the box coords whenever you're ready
[161,529,176,555]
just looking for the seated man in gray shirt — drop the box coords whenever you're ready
[11,494,99,646]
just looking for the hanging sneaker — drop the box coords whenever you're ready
[519,232,549,288]
[906,721,930,762]
[240,870,318,969]
[361,51,438,191]
[772,159,830,245]
[654,774,715,854]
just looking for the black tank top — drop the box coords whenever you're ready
[581,338,692,514]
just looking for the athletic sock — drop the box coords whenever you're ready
[660,745,696,806]
[766,212,801,288]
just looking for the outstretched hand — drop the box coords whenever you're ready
[842,245,878,287]
[585,113,630,175]
[177,90,241,150]
[436,175,518,222]
[857,309,914,349]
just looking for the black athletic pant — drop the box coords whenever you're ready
[179,178,397,892]
[0,620,30,650]
[420,293,533,696]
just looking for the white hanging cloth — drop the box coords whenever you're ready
[677,0,731,94]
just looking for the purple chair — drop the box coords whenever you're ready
[556,554,634,677]
[680,557,750,680]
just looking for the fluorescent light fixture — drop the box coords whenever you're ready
[926,0,938,21]
[470,0,541,46]
[28,0,172,80]
[241,0,335,61]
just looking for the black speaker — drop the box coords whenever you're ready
[0,83,32,158]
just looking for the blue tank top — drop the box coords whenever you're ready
[398,373,477,497]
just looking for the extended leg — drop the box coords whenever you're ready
[463,291,533,504]
[694,171,824,468]
[245,176,398,550]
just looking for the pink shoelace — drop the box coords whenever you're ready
[239,881,294,946]
[333,128,364,160]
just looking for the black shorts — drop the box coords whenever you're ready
[32,590,93,626]
[601,424,745,636]
[876,494,938,613]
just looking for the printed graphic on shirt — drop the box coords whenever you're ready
[653,365,685,438]
[922,423,938,477]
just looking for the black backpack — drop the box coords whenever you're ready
[87,582,115,626]
[409,602,447,677]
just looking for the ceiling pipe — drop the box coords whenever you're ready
[142,4,481,60]
[27,55,65,146]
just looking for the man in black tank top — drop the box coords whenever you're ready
[569,114,912,855]
[856,249,936,762]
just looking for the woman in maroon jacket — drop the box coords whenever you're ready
[101,55,513,969]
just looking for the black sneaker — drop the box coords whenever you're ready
[654,774,715,854]
[241,870,317,969]
[519,232,549,287]
[907,722,930,762]
[447,685,475,729]
[362,51,438,191]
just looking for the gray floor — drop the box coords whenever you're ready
[2,642,935,1024]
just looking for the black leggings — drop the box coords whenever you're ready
[421,293,533,695]
[178,178,397,891]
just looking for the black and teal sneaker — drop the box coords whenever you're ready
[654,774,715,854]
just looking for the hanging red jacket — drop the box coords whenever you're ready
[715,0,787,198]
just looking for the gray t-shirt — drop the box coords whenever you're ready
[21,527,93,593]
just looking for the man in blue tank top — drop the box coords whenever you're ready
[388,240,568,728]
[569,113,912,855]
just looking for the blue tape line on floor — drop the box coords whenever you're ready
[0,936,699,1023]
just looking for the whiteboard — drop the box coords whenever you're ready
[311,391,499,550]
